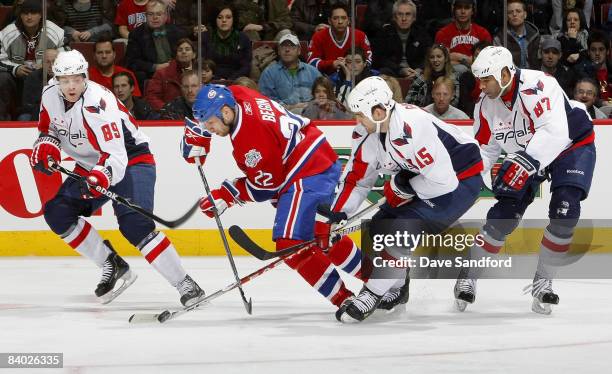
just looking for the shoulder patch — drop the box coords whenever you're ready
[245,149,262,168]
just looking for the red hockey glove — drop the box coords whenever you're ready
[383,174,415,208]
[314,204,347,250]
[30,134,61,175]
[199,180,242,218]
[493,151,539,194]
[82,165,112,199]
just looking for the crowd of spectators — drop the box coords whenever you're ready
[0,0,611,122]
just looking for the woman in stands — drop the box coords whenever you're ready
[404,44,459,108]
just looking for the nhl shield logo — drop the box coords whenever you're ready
[245,149,262,168]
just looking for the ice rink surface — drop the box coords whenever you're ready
[1,257,611,374]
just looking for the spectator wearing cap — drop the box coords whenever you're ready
[372,0,431,79]
[434,0,491,74]
[573,78,607,120]
[540,37,576,97]
[424,76,469,120]
[493,0,540,69]
[259,34,321,112]
[0,0,65,120]
[125,0,186,90]
[259,33,321,113]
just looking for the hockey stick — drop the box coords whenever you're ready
[52,163,199,228]
[229,197,386,261]
[129,244,308,323]
[195,159,253,315]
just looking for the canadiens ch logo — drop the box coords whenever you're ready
[245,149,262,168]
[208,89,217,99]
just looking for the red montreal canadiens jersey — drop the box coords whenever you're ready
[228,86,338,202]
[307,27,372,74]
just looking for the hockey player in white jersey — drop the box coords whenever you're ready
[316,76,484,322]
[29,50,205,306]
[454,46,596,314]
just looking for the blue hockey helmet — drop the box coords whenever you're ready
[192,84,236,123]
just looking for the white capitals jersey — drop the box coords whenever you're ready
[38,80,153,185]
[332,104,483,216]
[474,69,595,173]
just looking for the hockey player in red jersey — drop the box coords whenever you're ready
[307,3,372,75]
[453,46,596,315]
[184,84,363,307]
[319,77,484,323]
[30,50,205,306]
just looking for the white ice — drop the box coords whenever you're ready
[1,257,612,374]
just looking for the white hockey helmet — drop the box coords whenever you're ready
[347,76,395,128]
[471,46,516,98]
[52,50,89,77]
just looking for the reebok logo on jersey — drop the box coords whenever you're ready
[566,169,585,175]
[244,102,253,115]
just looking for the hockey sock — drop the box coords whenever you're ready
[465,229,506,278]
[327,236,364,280]
[278,238,352,306]
[536,227,572,279]
[139,232,187,287]
[365,249,407,296]
[61,218,111,267]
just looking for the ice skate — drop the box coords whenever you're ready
[378,272,410,311]
[454,278,476,312]
[336,286,382,323]
[95,240,137,304]
[176,274,205,306]
[524,274,559,315]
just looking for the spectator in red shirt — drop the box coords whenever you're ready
[115,0,149,39]
[145,37,197,111]
[88,36,142,96]
[434,0,491,73]
[307,3,371,75]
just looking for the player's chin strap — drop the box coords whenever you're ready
[493,72,515,100]
[373,102,395,133]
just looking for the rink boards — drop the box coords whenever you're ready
[0,120,611,256]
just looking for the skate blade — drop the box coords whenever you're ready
[183,293,207,308]
[98,270,138,305]
[454,298,469,312]
[339,312,363,323]
[531,298,552,315]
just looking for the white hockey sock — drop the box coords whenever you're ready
[366,277,400,296]
[536,227,572,279]
[139,232,187,287]
[61,218,111,267]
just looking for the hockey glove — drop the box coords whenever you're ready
[182,118,211,164]
[82,165,112,199]
[314,204,348,250]
[30,133,61,175]
[199,179,242,218]
[384,171,416,208]
[492,151,540,195]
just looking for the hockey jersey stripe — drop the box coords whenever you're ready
[475,105,491,146]
[283,180,304,238]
